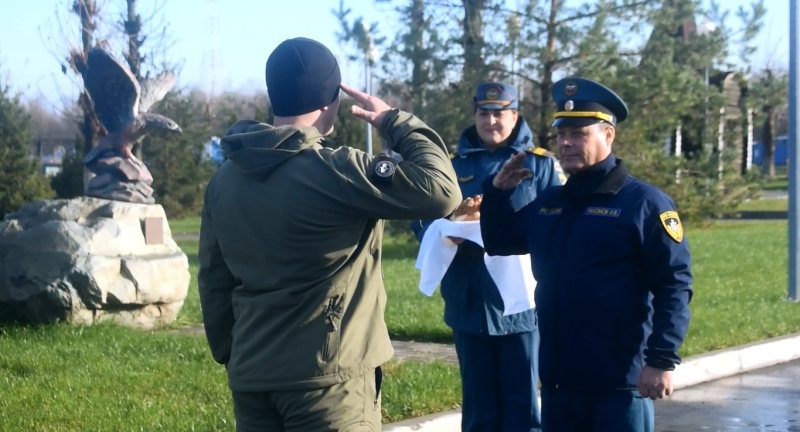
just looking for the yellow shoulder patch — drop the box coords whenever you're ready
[528,147,554,157]
[659,211,683,243]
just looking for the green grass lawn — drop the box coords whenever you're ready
[168,216,201,234]
[737,198,788,212]
[2,219,799,430]
[761,173,788,191]
[0,325,460,429]
[680,220,799,356]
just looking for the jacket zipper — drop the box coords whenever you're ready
[322,296,339,362]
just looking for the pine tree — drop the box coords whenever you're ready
[50,137,85,199]
[0,84,53,217]
[140,91,214,219]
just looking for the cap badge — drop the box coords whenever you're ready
[486,87,500,100]
[564,81,578,96]
[565,100,574,111]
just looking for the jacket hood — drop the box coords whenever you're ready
[220,119,327,179]
[456,116,534,155]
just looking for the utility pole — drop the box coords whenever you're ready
[788,0,799,301]
[204,0,222,128]
[361,22,379,155]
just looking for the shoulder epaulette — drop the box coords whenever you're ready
[527,147,554,157]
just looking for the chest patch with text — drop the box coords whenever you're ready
[584,207,621,217]
[538,207,563,215]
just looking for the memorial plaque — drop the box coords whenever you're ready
[143,217,164,245]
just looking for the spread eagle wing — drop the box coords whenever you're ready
[138,70,177,113]
[84,48,140,133]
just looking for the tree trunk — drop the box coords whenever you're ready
[125,0,142,77]
[410,0,427,117]
[462,0,485,89]
[125,0,144,159]
[761,105,776,178]
[73,0,100,191]
[538,0,561,150]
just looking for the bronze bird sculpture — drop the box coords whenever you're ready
[81,47,181,203]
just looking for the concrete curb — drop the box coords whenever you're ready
[381,332,800,431]
[670,332,800,389]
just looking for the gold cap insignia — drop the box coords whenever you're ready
[486,87,500,100]
[659,211,683,242]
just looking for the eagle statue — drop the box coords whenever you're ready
[81,47,182,204]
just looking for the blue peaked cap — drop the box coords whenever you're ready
[551,77,628,127]
[473,82,519,110]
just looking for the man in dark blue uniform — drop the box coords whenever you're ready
[411,82,564,432]
[479,77,693,432]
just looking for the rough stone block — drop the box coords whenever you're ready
[0,197,190,329]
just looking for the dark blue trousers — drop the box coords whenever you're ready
[540,386,654,432]
[454,329,541,432]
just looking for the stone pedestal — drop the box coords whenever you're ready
[0,197,190,330]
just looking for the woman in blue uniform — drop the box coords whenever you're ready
[412,82,564,432]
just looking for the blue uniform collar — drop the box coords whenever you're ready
[562,154,628,205]
[456,117,534,156]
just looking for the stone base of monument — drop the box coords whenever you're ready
[0,197,190,330]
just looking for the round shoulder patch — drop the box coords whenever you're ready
[375,159,396,178]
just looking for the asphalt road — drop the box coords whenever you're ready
[655,359,800,432]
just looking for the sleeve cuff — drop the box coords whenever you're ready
[645,357,676,371]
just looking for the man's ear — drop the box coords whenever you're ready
[606,125,616,146]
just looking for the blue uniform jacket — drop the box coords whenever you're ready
[411,118,564,335]
[480,154,693,389]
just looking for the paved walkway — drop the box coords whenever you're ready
[654,359,800,431]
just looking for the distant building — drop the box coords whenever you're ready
[752,135,789,166]
[31,139,76,176]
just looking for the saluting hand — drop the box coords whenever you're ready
[340,83,392,128]
[492,152,530,190]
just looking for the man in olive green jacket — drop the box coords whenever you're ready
[198,37,461,432]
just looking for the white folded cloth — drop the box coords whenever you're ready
[414,219,535,316]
